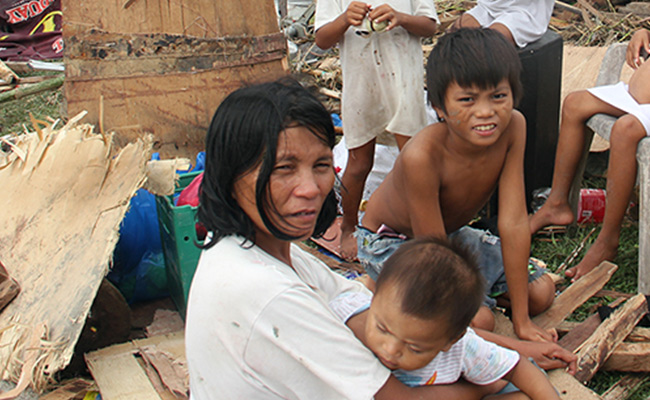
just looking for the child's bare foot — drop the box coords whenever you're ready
[529,200,574,235]
[340,229,358,261]
[565,239,617,282]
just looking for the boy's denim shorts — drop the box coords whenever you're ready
[356,225,547,309]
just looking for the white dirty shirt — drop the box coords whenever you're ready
[314,0,438,149]
[185,236,390,400]
[467,0,554,47]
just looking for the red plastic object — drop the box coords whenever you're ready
[577,188,606,224]
[177,172,207,239]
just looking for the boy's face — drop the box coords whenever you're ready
[364,285,457,371]
[435,79,514,147]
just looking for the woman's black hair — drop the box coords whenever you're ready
[426,27,523,114]
[198,77,338,248]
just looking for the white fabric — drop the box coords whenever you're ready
[329,291,373,322]
[467,0,554,47]
[587,81,650,135]
[185,236,390,400]
[393,328,520,387]
[315,0,438,149]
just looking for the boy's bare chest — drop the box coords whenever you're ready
[437,153,506,230]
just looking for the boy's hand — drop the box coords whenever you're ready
[516,341,577,374]
[368,4,404,31]
[627,29,650,69]
[514,317,558,343]
[345,2,370,27]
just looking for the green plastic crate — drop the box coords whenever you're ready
[155,171,202,318]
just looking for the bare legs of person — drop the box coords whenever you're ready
[529,90,643,281]
[339,134,410,261]
[568,115,645,281]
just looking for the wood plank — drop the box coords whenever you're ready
[574,294,648,383]
[85,331,186,400]
[533,261,618,330]
[547,369,603,400]
[0,117,151,391]
[603,343,650,372]
[558,298,627,353]
[601,374,648,400]
[85,352,161,400]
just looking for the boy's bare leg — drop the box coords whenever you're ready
[470,305,496,332]
[567,115,646,280]
[529,91,624,234]
[340,139,376,261]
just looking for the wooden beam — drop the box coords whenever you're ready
[603,342,650,372]
[533,261,618,330]
[601,374,649,400]
[548,370,603,400]
[574,294,648,383]
[558,298,627,353]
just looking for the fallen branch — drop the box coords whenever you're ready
[557,226,597,274]
[0,76,63,104]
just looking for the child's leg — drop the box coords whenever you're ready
[495,274,555,316]
[529,90,625,234]
[470,305,496,332]
[340,139,376,260]
[566,114,647,280]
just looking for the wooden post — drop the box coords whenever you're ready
[574,294,648,383]
[533,261,617,330]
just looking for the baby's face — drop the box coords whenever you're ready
[437,79,514,147]
[364,285,455,371]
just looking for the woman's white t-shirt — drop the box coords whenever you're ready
[185,235,390,399]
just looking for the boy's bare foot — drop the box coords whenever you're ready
[565,239,617,282]
[340,229,358,261]
[529,201,574,235]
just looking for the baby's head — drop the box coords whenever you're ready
[365,236,484,371]
[426,27,523,115]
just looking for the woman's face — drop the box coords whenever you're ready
[233,125,335,243]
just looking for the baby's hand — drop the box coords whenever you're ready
[344,2,370,27]
[368,4,404,31]
[627,29,650,69]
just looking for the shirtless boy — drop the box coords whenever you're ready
[357,28,556,343]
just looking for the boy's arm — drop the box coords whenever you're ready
[501,358,560,400]
[626,29,650,69]
[402,142,447,238]
[369,4,437,37]
[496,111,554,343]
[314,1,369,49]
[474,328,576,373]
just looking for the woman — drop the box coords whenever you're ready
[184,78,499,399]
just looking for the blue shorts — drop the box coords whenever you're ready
[356,225,547,308]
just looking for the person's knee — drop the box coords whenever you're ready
[470,306,495,332]
[562,90,594,122]
[610,115,646,146]
[528,274,555,316]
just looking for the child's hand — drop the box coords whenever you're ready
[516,341,577,374]
[514,318,558,344]
[368,4,405,31]
[344,2,371,27]
[627,29,650,69]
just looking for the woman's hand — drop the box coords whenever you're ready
[627,29,650,69]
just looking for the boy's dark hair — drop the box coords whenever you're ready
[426,28,523,114]
[198,77,338,248]
[375,236,485,340]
